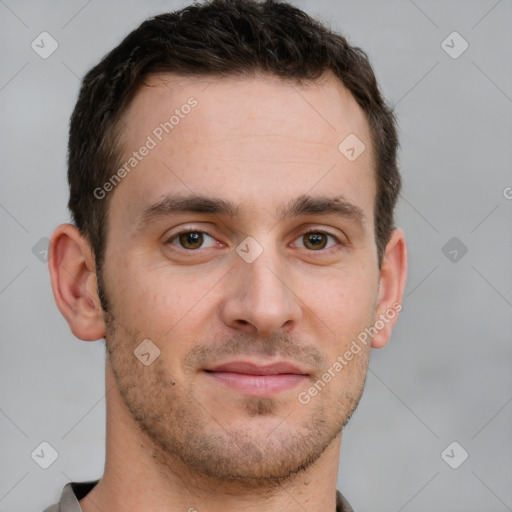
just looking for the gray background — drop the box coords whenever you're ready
[1,1,511,511]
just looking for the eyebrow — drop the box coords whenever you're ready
[137,193,366,232]
[279,195,366,231]
[138,195,240,230]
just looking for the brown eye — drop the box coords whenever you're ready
[169,231,217,250]
[167,229,220,253]
[295,231,339,251]
[178,232,204,249]
[302,232,328,250]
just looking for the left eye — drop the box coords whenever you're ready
[295,232,339,251]
[169,231,218,250]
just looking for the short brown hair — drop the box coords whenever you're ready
[68,0,400,275]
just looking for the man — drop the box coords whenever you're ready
[45,0,407,510]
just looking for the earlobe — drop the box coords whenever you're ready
[371,228,408,349]
[48,224,106,341]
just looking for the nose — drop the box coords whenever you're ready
[219,245,303,337]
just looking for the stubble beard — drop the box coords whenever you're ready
[102,307,369,489]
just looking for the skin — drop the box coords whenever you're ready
[49,71,407,512]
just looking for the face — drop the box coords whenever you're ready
[100,72,380,483]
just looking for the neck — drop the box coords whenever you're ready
[80,360,342,512]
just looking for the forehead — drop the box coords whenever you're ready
[122,72,372,148]
[110,72,376,229]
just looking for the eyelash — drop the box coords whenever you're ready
[166,228,343,252]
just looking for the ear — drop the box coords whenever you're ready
[371,228,407,349]
[48,224,106,341]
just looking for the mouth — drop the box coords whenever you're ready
[204,361,309,396]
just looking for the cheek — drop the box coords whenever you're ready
[297,272,378,377]
[106,258,221,339]
[299,266,378,332]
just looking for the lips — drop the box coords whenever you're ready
[204,361,309,396]
[208,361,307,376]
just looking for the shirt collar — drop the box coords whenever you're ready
[52,481,355,512]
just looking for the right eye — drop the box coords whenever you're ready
[167,230,218,250]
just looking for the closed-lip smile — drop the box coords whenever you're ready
[204,360,309,396]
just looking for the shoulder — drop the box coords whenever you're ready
[336,489,356,512]
[42,505,59,512]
